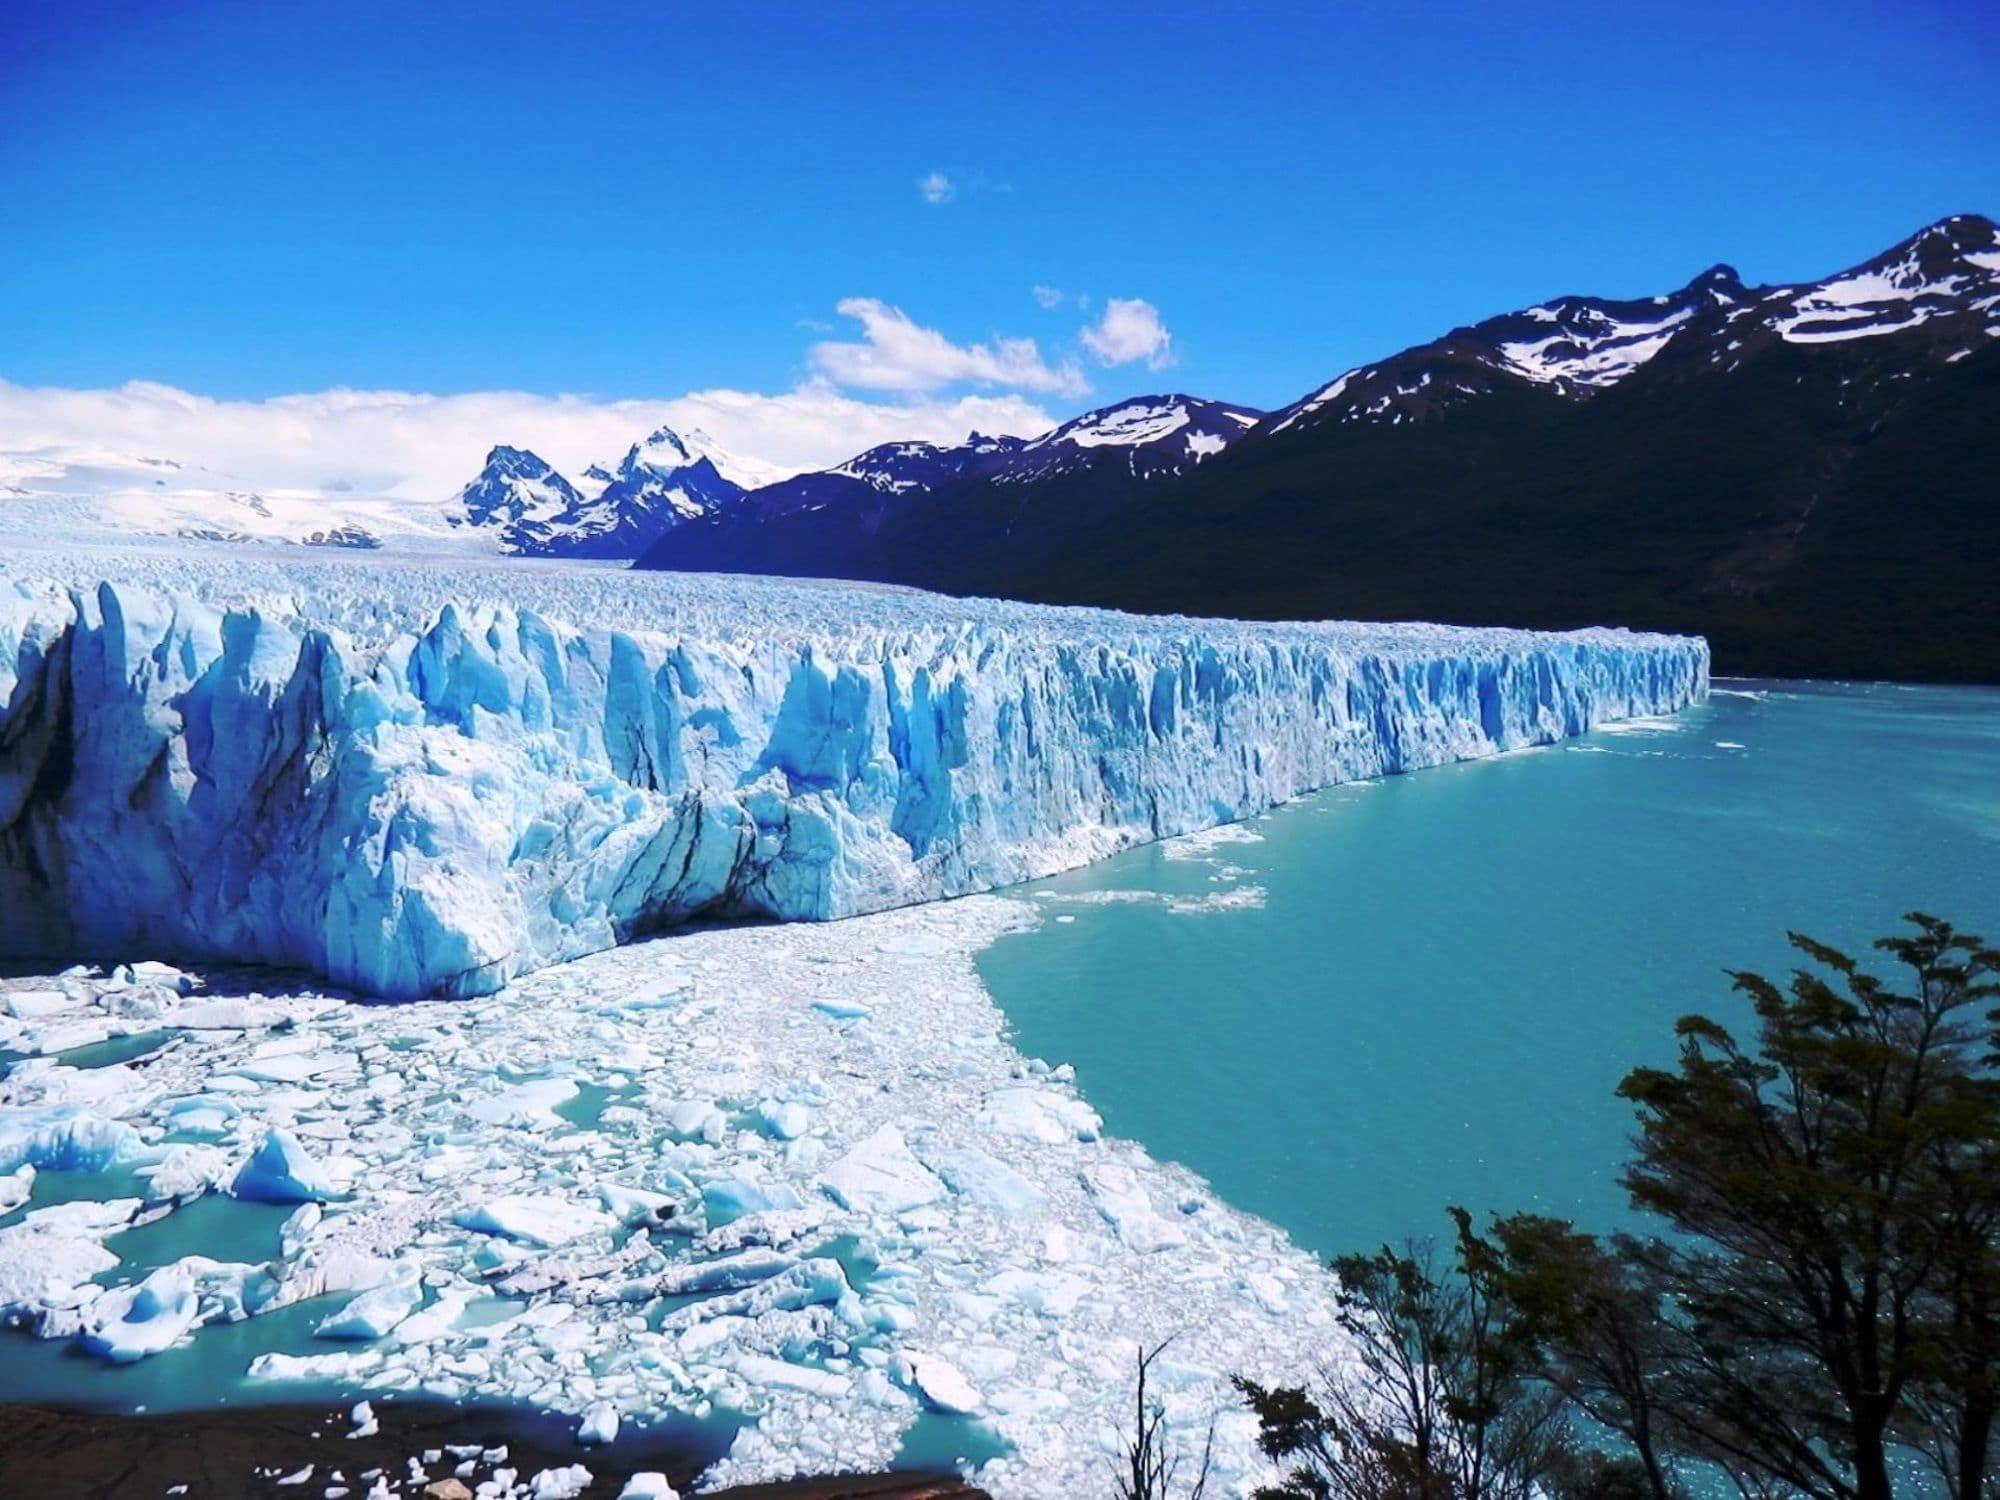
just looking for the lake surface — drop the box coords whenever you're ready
[979,681,2000,1259]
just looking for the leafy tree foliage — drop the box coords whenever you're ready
[1236,1215,1570,1500]
[1242,915,2000,1500]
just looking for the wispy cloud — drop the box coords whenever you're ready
[810,298,1090,398]
[0,378,1057,497]
[918,171,955,206]
[1031,285,1092,311]
[1080,297,1175,370]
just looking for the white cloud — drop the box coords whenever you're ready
[1080,298,1175,370]
[810,298,1090,398]
[0,377,1057,499]
[1031,284,1066,310]
[918,172,955,206]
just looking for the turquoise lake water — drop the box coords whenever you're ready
[979,682,2000,1259]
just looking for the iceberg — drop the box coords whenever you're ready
[0,552,1706,999]
[229,1127,335,1205]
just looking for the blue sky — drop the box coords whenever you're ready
[2,0,1996,481]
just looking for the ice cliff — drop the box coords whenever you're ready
[0,553,1708,999]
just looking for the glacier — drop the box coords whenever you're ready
[0,547,1707,1000]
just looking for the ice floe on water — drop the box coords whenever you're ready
[0,898,1362,1497]
[1159,823,1267,861]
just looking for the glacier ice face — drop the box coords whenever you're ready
[0,548,1707,1000]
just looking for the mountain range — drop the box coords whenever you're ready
[635,212,2000,681]
[4,213,1992,679]
[448,426,782,559]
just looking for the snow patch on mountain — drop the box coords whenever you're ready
[1267,214,2000,435]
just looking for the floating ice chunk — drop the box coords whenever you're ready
[316,1274,423,1340]
[658,1100,727,1144]
[529,1468,592,1500]
[901,1351,984,1415]
[1083,1164,1188,1252]
[985,1267,1092,1317]
[931,1147,1047,1213]
[454,1194,613,1247]
[700,1177,804,1228]
[753,1099,811,1140]
[4,990,75,1019]
[165,1096,240,1135]
[349,1399,379,1438]
[247,1348,386,1384]
[230,1128,334,1204]
[617,1476,678,1500]
[1161,823,1265,861]
[465,1078,578,1130]
[143,1144,230,1200]
[811,996,871,1021]
[732,1353,852,1398]
[0,1165,35,1217]
[0,1215,119,1310]
[0,1106,146,1173]
[226,1051,347,1084]
[128,961,196,993]
[597,1183,679,1226]
[576,1400,620,1446]
[654,1247,796,1294]
[279,1203,322,1258]
[80,1263,202,1363]
[819,1125,944,1215]
[977,1087,1102,1144]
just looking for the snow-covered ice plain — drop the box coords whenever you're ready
[1,545,1707,1001]
[0,543,1706,1494]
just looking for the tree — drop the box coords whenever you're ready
[1617,914,1998,1500]
[1474,1215,1683,1500]
[1237,1213,1572,1500]
[1488,914,2000,1500]
[1242,915,2000,1500]
[1116,1339,1214,1500]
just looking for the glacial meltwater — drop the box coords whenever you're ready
[979,681,2000,1258]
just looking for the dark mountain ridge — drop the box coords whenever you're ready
[638,213,2000,682]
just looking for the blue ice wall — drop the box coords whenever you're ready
[0,564,1707,999]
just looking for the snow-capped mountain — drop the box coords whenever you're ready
[635,394,1264,576]
[448,444,588,549]
[993,213,2000,680]
[1270,212,2000,434]
[603,423,789,495]
[639,213,2000,680]
[445,425,797,559]
[0,422,798,560]
[830,432,1029,494]
[1007,395,1264,481]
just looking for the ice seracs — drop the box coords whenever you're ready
[1,548,1705,1000]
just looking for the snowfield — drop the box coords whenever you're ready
[0,544,1708,999]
